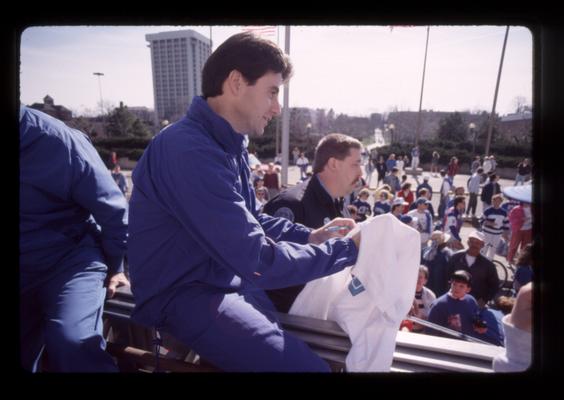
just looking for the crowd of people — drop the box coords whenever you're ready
[20,31,534,373]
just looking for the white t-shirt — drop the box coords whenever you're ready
[290,214,421,371]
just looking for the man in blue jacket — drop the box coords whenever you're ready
[127,32,361,372]
[20,106,129,372]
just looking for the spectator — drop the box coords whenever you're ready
[470,155,481,175]
[375,155,388,186]
[447,186,466,209]
[407,197,433,245]
[383,167,401,194]
[364,153,375,187]
[263,162,280,198]
[446,230,500,307]
[466,167,483,218]
[20,106,128,372]
[292,147,300,166]
[490,155,497,174]
[422,231,453,298]
[111,164,128,196]
[385,153,396,174]
[473,300,506,346]
[263,133,364,313]
[250,163,264,184]
[443,195,466,250]
[397,182,414,213]
[411,145,420,171]
[481,173,501,211]
[409,187,435,219]
[404,266,436,332]
[391,197,409,219]
[507,201,532,265]
[447,156,459,183]
[373,189,392,216]
[426,270,484,342]
[513,243,533,294]
[109,151,118,169]
[514,158,531,185]
[396,155,405,176]
[352,188,372,222]
[431,151,440,176]
[274,153,282,166]
[493,282,532,372]
[296,152,309,180]
[438,169,451,220]
[127,33,361,372]
[255,187,268,213]
[482,155,493,176]
[253,177,270,201]
[480,194,510,261]
[416,175,433,201]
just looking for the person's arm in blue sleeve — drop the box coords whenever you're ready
[157,144,358,290]
[256,213,311,244]
[70,131,128,276]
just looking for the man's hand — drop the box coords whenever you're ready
[308,217,357,246]
[106,272,130,299]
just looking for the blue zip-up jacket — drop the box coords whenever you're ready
[127,97,358,326]
[19,106,128,293]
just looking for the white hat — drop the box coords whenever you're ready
[468,230,485,242]
[431,230,450,244]
[392,197,409,207]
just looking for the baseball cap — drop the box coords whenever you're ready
[415,197,430,206]
[393,197,409,207]
[423,175,430,181]
[468,230,485,242]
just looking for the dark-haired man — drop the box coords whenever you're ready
[128,33,361,372]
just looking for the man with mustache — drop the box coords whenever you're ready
[263,133,364,313]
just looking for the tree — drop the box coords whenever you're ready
[106,102,152,138]
[436,112,467,142]
[512,96,531,113]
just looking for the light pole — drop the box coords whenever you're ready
[93,72,105,116]
[469,122,476,155]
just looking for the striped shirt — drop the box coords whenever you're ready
[480,206,509,235]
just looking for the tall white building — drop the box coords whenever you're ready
[146,29,211,125]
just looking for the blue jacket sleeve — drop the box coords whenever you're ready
[155,142,358,290]
[256,213,312,244]
[70,132,128,275]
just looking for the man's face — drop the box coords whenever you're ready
[334,148,363,197]
[467,237,484,254]
[450,280,471,299]
[237,71,283,136]
[492,197,503,208]
[456,200,466,212]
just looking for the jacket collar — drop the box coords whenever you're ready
[186,96,245,156]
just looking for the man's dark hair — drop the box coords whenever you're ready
[312,133,362,174]
[202,33,293,98]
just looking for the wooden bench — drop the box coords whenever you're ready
[103,286,503,373]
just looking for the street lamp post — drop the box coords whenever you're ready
[93,72,105,116]
[469,122,477,155]
[389,123,395,145]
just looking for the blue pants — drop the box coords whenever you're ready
[20,261,117,372]
[159,286,330,372]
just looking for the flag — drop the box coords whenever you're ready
[241,25,277,38]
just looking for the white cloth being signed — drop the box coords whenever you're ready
[289,213,421,371]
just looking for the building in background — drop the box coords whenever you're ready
[146,29,211,126]
[29,95,73,121]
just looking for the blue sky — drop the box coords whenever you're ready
[20,25,532,117]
